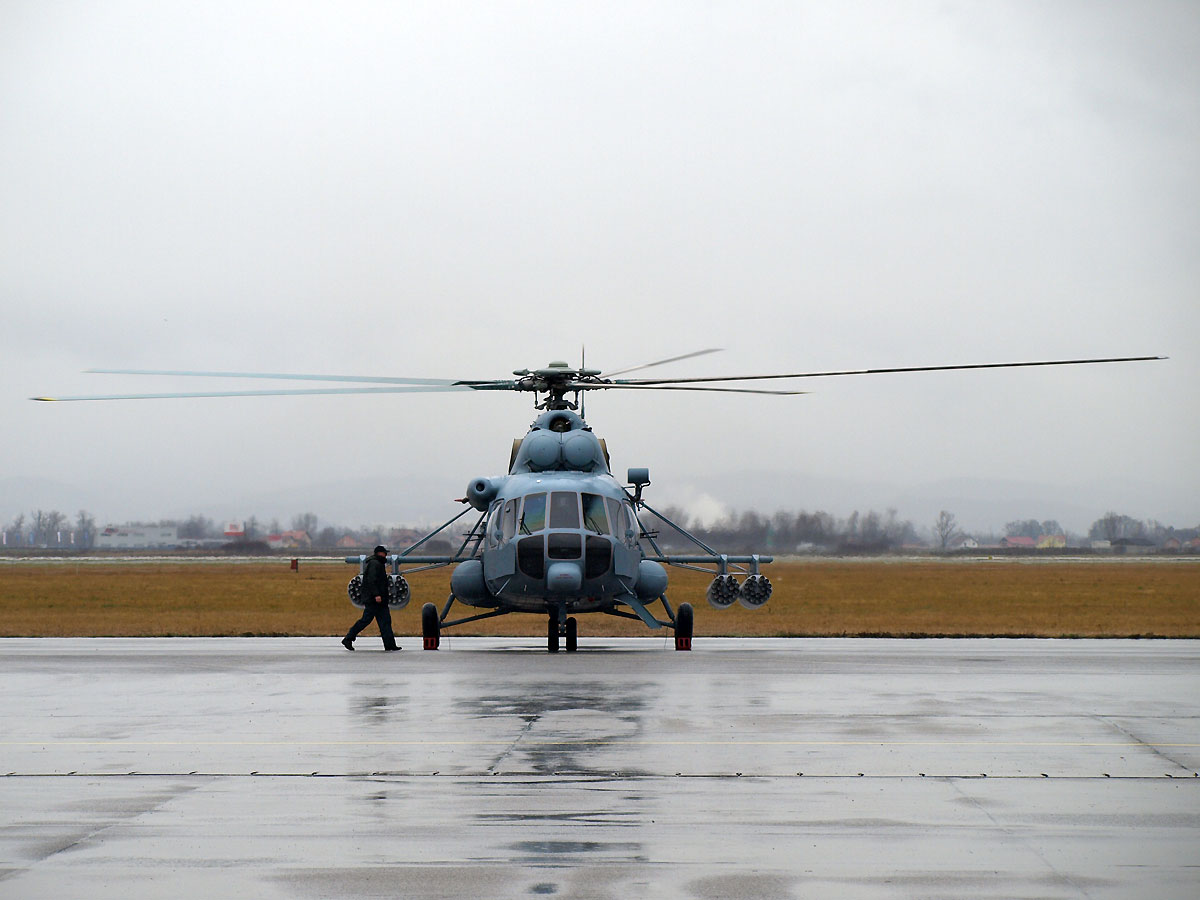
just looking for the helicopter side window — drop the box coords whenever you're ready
[606,497,625,536]
[488,501,503,547]
[549,492,580,529]
[581,493,610,535]
[502,499,518,542]
[625,503,639,544]
[520,493,546,534]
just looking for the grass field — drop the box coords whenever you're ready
[1,558,1197,638]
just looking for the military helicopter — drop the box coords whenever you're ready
[34,350,1162,652]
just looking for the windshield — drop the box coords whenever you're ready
[582,493,610,534]
[519,493,546,534]
[549,492,580,529]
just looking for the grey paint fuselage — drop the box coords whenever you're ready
[478,469,643,614]
[453,409,656,616]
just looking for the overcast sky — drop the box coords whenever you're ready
[2,1,1197,534]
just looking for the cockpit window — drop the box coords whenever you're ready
[488,501,502,547]
[549,492,580,529]
[519,493,546,534]
[625,503,639,543]
[605,497,624,535]
[502,499,518,541]
[582,493,610,534]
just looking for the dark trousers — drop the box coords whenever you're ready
[346,601,398,649]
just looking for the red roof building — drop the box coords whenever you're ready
[1000,536,1037,549]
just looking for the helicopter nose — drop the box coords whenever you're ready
[546,561,583,594]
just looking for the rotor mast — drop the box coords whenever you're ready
[512,362,603,412]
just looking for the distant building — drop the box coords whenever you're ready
[223,521,245,539]
[267,530,312,550]
[1000,536,1037,550]
[1036,534,1066,549]
[951,536,980,550]
[388,528,426,547]
[1112,538,1156,556]
[1163,537,1182,552]
[1091,539,1112,551]
[336,534,361,549]
[95,525,178,550]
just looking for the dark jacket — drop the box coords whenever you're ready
[362,554,390,603]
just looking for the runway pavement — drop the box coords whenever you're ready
[1,637,1197,898]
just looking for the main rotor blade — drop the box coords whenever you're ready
[568,382,804,396]
[32,385,483,401]
[85,368,466,386]
[616,356,1166,386]
[600,348,723,378]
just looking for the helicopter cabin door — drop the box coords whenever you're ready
[483,498,518,580]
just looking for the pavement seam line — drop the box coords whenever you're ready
[947,778,1097,900]
[1096,716,1194,773]
[487,715,539,774]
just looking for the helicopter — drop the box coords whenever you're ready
[33,350,1163,652]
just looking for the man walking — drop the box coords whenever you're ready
[342,545,400,651]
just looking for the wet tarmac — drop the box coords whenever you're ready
[1,637,1197,899]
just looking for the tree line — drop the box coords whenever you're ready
[4,506,1197,554]
[648,506,921,554]
[1,511,445,553]
[933,510,1198,551]
[3,510,97,548]
[648,507,1198,554]
[171,513,433,550]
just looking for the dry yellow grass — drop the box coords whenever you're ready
[1,559,1197,638]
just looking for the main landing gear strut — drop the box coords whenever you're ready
[420,596,694,652]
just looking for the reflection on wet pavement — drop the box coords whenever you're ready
[0,637,1197,899]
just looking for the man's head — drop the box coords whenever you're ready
[374,545,387,557]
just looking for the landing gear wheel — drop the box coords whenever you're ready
[421,602,440,650]
[566,617,578,652]
[675,602,693,651]
[547,615,559,653]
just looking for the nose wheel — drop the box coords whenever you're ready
[548,614,578,653]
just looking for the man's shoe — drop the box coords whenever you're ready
[384,646,402,652]
[341,637,355,651]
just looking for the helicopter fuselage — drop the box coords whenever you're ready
[457,471,649,614]
[449,409,666,616]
